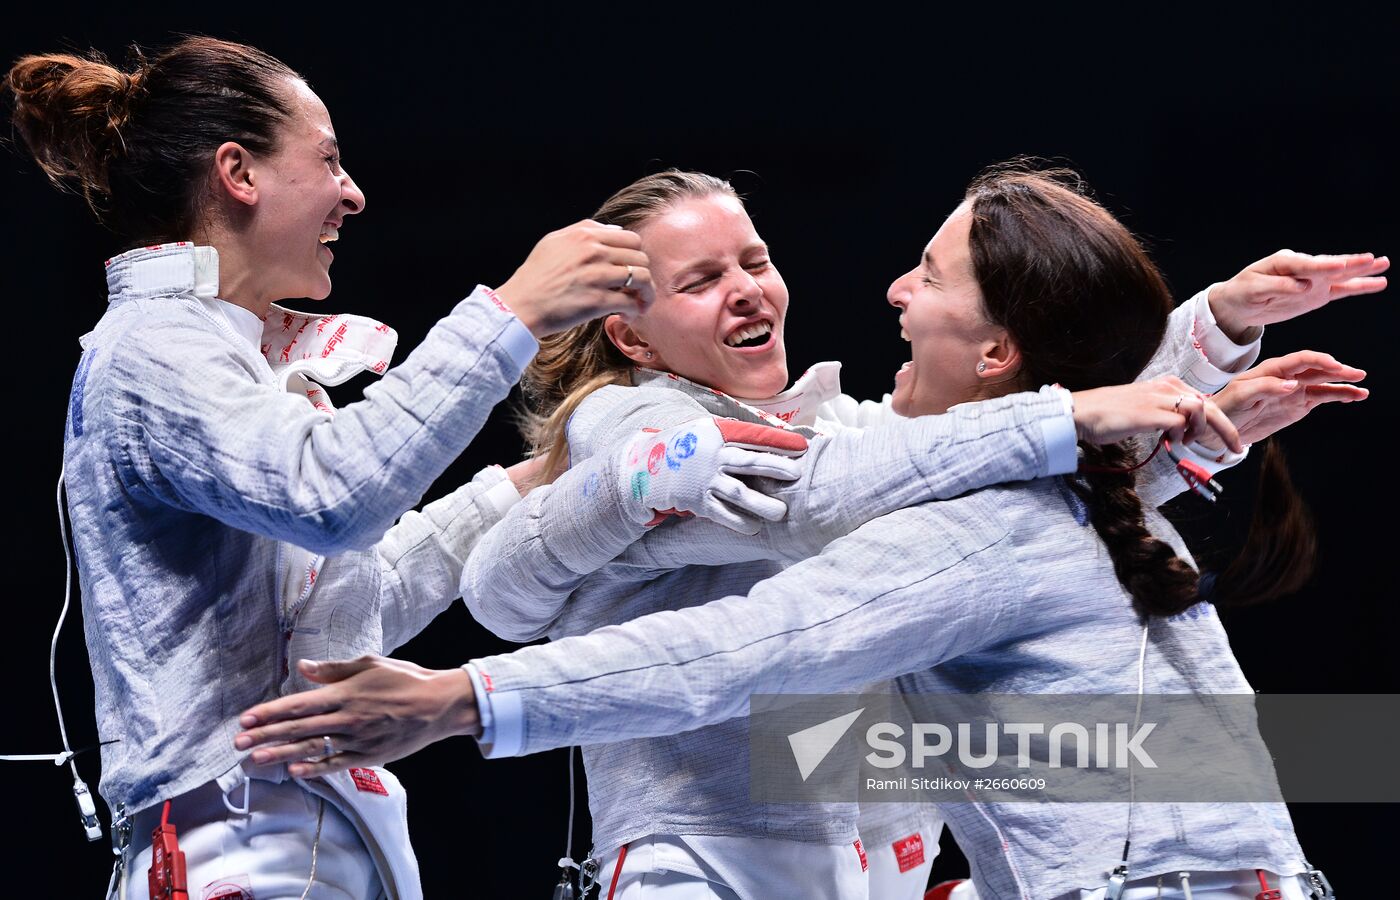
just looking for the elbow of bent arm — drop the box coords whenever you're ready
[274,452,422,554]
[281,505,394,556]
[462,596,556,643]
[459,563,562,643]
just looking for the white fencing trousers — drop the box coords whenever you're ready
[598,834,867,900]
[122,777,383,900]
[864,824,938,900]
[1051,869,1314,899]
[608,868,744,900]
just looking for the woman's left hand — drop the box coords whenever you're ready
[1208,250,1388,341]
[1072,376,1242,452]
[1195,351,1367,452]
[234,656,480,778]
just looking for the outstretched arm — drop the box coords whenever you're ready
[1136,250,1384,502]
[461,385,1077,642]
[1205,250,1387,340]
[237,500,1020,771]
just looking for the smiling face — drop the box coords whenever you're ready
[248,78,365,302]
[886,202,1013,416]
[612,193,789,398]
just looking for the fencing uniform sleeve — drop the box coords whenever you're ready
[461,451,651,642]
[462,663,526,758]
[462,385,1071,642]
[1139,289,1262,392]
[108,287,536,555]
[460,391,712,641]
[466,498,1025,757]
[625,385,1075,567]
[1135,289,1259,506]
[377,465,524,654]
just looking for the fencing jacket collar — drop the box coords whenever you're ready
[630,360,844,432]
[98,242,399,397]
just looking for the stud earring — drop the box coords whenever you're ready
[976,362,987,373]
[645,351,654,360]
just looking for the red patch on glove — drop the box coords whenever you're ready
[713,418,808,454]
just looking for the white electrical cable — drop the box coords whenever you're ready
[557,746,583,875]
[298,798,325,900]
[1,470,87,770]
[566,745,576,862]
[1128,622,1148,821]
[0,751,76,763]
[1119,622,1151,877]
[0,469,86,771]
[52,467,80,781]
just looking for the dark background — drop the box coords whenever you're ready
[3,4,1395,896]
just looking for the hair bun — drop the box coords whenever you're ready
[109,62,148,131]
[3,50,145,212]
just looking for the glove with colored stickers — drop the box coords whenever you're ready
[612,416,809,534]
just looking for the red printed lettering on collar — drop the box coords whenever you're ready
[321,322,349,357]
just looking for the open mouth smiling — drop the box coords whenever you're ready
[723,319,775,350]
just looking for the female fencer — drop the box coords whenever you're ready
[4,35,680,899]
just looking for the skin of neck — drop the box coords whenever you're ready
[198,218,280,319]
[922,370,1027,417]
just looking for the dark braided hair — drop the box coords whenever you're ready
[965,163,1314,617]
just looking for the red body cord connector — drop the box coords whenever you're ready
[1255,868,1282,900]
[1080,437,1223,502]
[148,800,189,900]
